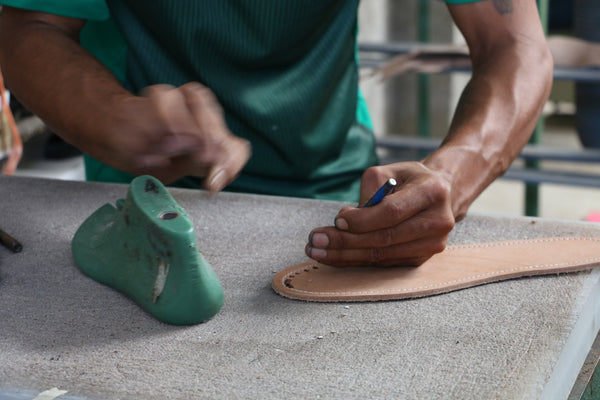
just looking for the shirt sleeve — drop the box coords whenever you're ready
[0,0,109,20]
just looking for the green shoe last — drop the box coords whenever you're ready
[71,175,224,325]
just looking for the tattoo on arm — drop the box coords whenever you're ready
[492,0,513,14]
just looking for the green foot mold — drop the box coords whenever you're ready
[71,175,224,325]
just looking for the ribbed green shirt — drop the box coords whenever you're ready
[2,0,482,201]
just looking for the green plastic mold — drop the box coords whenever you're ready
[71,175,224,325]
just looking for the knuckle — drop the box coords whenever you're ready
[141,84,175,97]
[426,178,451,204]
[429,239,447,255]
[410,256,431,267]
[368,246,387,265]
[362,166,387,182]
[330,230,347,249]
[438,214,455,233]
[375,227,396,248]
[192,86,220,110]
[237,138,253,156]
[421,214,454,235]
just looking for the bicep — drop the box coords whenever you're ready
[446,0,546,63]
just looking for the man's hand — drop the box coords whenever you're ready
[306,164,455,267]
[306,0,552,268]
[0,8,250,192]
[104,82,251,191]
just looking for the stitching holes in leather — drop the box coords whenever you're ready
[284,272,297,288]
[283,264,319,288]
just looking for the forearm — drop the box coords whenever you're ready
[0,8,132,159]
[423,22,553,221]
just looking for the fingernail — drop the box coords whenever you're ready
[208,169,226,192]
[335,217,349,231]
[310,233,329,248]
[309,247,327,260]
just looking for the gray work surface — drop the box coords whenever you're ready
[1,175,600,400]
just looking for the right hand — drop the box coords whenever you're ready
[99,82,251,192]
[0,8,249,192]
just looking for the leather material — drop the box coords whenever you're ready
[272,237,600,302]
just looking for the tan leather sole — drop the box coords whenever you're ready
[272,237,600,302]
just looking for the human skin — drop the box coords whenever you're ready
[0,7,251,192]
[0,1,552,268]
[306,0,553,267]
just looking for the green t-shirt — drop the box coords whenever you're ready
[2,0,482,201]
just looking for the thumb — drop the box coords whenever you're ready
[203,137,252,193]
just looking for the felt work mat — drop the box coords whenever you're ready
[272,237,600,302]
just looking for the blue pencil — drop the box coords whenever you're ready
[362,178,397,208]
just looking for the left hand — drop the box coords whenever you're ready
[305,163,455,267]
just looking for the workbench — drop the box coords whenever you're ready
[1,175,599,399]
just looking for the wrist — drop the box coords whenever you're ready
[422,144,503,221]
